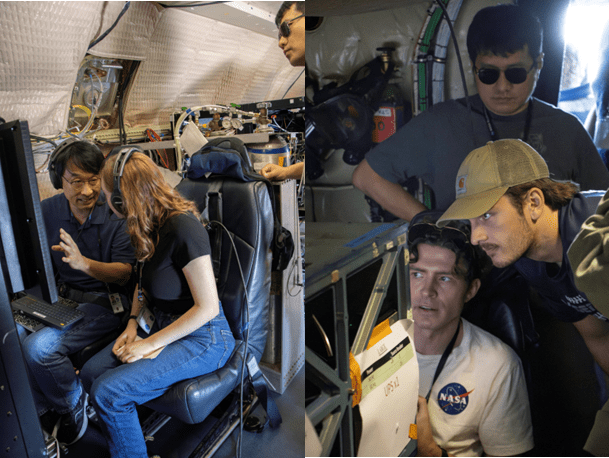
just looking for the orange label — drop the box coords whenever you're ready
[409,423,417,440]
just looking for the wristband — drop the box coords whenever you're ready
[128,315,138,321]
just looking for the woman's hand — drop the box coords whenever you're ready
[112,323,137,358]
[114,336,158,363]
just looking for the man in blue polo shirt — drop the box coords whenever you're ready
[437,139,609,377]
[21,139,134,446]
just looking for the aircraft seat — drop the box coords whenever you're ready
[68,170,277,452]
[141,174,275,429]
[70,327,124,370]
[63,136,278,455]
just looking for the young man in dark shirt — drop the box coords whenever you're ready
[275,1,304,67]
[261,1,305,182]
[437,138,609,377]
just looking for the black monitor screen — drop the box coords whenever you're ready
[0,120,57,303]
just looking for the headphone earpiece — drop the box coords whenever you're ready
[111,146,143,214]
[110,189,124,214]
[48,137,81,189]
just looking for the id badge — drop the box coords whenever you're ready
[137,304,155,334]
[109,293,124,314]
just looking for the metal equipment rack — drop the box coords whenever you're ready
[305,222,416,456]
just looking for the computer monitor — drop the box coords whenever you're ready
[0,119,57,303]
[0,118,54,455]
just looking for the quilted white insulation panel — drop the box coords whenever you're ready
[124,6,304,127]
[0,2,102,135]
[88,1,160,61]
[0,1,304,136]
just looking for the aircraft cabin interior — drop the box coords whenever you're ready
[305,0,609,457]
[0,2,304,458]
[4,0,609,457]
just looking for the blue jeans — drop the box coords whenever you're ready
[21,299,122,416]
[80,306,235,458]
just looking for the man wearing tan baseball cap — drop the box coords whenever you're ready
[438,138,609,379]
[437,139,550,228]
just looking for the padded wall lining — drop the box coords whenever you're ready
[0,1,303,136]
[0,2,102,135]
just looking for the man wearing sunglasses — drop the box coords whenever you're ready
[259,1,306,183]
[408,212,533,456]
[353,4,609,223]
[20,139,134,445]
[275,1,305,68]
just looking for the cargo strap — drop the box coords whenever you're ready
[201,180,223,280]
[247,355,282,428]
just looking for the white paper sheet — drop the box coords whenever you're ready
[305,412,323,457]
[354,318,419,457]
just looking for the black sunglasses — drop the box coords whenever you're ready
[474,62,536,85]
[278,13,304,39]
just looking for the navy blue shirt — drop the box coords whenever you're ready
[515,191,609,322]
[41,194,135,292]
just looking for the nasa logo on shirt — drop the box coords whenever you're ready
[437,383,474,415]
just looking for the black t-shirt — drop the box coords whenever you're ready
[141,212,211,314]
[515,192,609,322]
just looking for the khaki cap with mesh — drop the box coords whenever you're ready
[437,139,549,227]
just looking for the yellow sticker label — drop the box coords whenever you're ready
[409,423,417,440]
[331,270,340,283]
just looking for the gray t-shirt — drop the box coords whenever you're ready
[365,95,609,211]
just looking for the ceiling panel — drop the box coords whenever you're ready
[156,1,282,38]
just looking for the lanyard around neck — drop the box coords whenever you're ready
[425,319,462,402]
[137,261,145,303]
[483,99,533,142]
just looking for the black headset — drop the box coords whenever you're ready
[48,137,82,189]
[111,146,142,214]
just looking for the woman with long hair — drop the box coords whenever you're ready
[80,150,235,458]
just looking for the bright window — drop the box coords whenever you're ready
[558,1,609,124]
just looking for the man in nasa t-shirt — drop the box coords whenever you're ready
[408,215,533,456]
